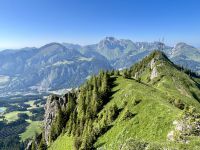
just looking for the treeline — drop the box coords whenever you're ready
[58,71,115,150]
[177,65,200,78]
[33,71,121,150]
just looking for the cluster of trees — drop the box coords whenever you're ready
[0,118,29,150]
[37,71,120,150]
[176,65,200,78]
[29,107,45,121]
[67,71,114,150]
[0,135,27,150]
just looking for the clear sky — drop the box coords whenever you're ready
[0,0,200,49]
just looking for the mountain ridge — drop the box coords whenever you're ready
[28,51,200,150]
[0,37,200,96]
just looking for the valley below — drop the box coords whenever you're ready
[0,94,46,149]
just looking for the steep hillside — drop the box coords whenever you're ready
[28,51,200,150]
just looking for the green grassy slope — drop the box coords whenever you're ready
[94,76,200,149]
[20,120,42,141]
[49,134,74,150]
[47,51,200,150]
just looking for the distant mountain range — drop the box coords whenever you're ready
[0,37,200,95]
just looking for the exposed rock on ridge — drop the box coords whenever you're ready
[44,94,68,145]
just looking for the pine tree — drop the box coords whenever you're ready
[101,72,109,94]
[77,91,86,119]
[38,136,47,150]
[110,69,115,75]
[67,93,76,115]
[31,140,36,150]
[49,108,64,142]
[73,136,82,150]
[114,70,120,76]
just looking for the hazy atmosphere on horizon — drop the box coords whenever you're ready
[0,0,200,49]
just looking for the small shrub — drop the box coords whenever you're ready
[134,99,142,105]
[73,136,82,150]
[122,109,135,120]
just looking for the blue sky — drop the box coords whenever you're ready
[0,0,200,49]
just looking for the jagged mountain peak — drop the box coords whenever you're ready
[98,36,124,50]
[104,36,117,41]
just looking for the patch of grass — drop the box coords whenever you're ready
[25,100,37,109]
[48,134,74,150]
[20,120,42,141]
[0,107,6,113]
[4,111,32,122]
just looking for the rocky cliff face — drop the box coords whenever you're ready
[44,94,68,145]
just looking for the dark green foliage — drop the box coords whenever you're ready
[17,113,29,120]
[73,136,82,150]
[0,94,46,150]
[107,104,119,123]
[0,125,29,150]
[38,136,47,150]
[122,69,131,78]
[168,98,185,110]
[47,92,77,144]
[110,69,115,76]
[29,107,44,121]
[31,140,36,150]
[177,65,200,78]
[114,70,120,76]
[134,99,142,105]
[47,71,114,150]
[0,119,28,143]
[50,108,65,142]
[122,109,135,120]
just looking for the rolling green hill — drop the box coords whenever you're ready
[31,51,200,150]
